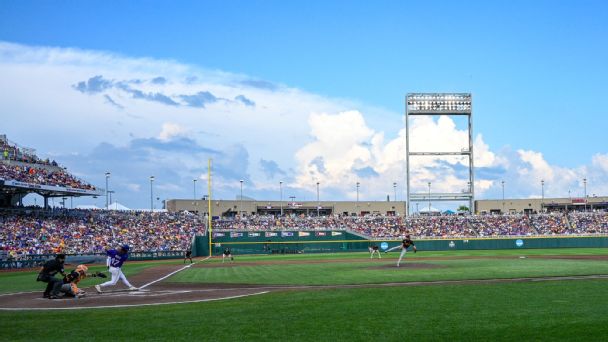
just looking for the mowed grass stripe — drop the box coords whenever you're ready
[1,279,607,341]
[173,257,608,285]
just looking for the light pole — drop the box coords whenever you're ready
[279,181,283,216]
[240,180,244,218]
[501,180,505,213]
[149,176,155,211]
[316,182,320,217]
[416,202,419,216]
[428,182,431,214]
[583,178,587,212]
[105,172,110,209]
[541,180,545,212]
[289,195,296,214]
[356,182,360,203]
[393,182,397,202]
[193,179,197,200]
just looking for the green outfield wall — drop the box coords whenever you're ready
[193,231,608,256]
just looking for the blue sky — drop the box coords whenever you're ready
[1,1,607,210]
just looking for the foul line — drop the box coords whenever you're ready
[0,291,269,311]
[139,256,210,290]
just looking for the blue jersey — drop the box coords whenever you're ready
[106,249,129,268]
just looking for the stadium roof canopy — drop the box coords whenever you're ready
[0,178,103,198]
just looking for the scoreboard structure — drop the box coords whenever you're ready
[405,93,474,215]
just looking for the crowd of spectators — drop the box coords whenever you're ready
[567,212,608,234]
[2,209,608,259]
[0,209,204,257]
[1,138,58,166]
[530,213,570,235]
[467,214,532,237]
[0,163,96,190]
[213,212,608,239]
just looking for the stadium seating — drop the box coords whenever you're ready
[2,209,607,259]
[0,209,204,256]
[0,163,96,190]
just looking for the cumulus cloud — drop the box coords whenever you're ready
[159,122,188,141]
[259,159,286,179]
[103,94,123,109]
[235,94,255,107]
[2,41,607,208]
[151,76,167,85]
[180,91,218,108]
[73,75,112,94]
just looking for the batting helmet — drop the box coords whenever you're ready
[121,244,130,251]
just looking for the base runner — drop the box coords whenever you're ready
[385,235,416,267]
[95,245,138,293]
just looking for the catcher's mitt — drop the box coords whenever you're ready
[95,272,107,278]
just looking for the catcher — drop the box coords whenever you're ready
[60,264,107,298]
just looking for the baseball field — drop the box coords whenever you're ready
[1,248,608,341]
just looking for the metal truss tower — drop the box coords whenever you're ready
[405,93,474,215]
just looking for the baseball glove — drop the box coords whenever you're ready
[95,272,107,278]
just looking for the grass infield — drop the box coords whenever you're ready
[1,248,607,341]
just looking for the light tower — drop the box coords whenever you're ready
[406,93,474,215]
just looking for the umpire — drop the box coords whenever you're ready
[37,253,66,299]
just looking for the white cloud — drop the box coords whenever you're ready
[1,41,607,208]
[126,183,141,192]
[158,122,188,141]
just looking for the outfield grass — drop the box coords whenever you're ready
[1,279,607,341]
[1,249,607,341]
[172,248,608,285]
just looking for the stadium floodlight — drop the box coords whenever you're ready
[150,176,155,211]
[105,172,111,209]
[407,93,472,114]
[193,179,197,200]
[240,180,244,218]
[406,93,474,215]
[541,180,545,212]
[393,182,397,202]
[316,182,320,217]
[583,178,587,212]
[501,180,505,213]
[279,181,283,216]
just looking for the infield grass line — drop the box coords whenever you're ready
[0,290,270,311]
[139,256,211,289]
